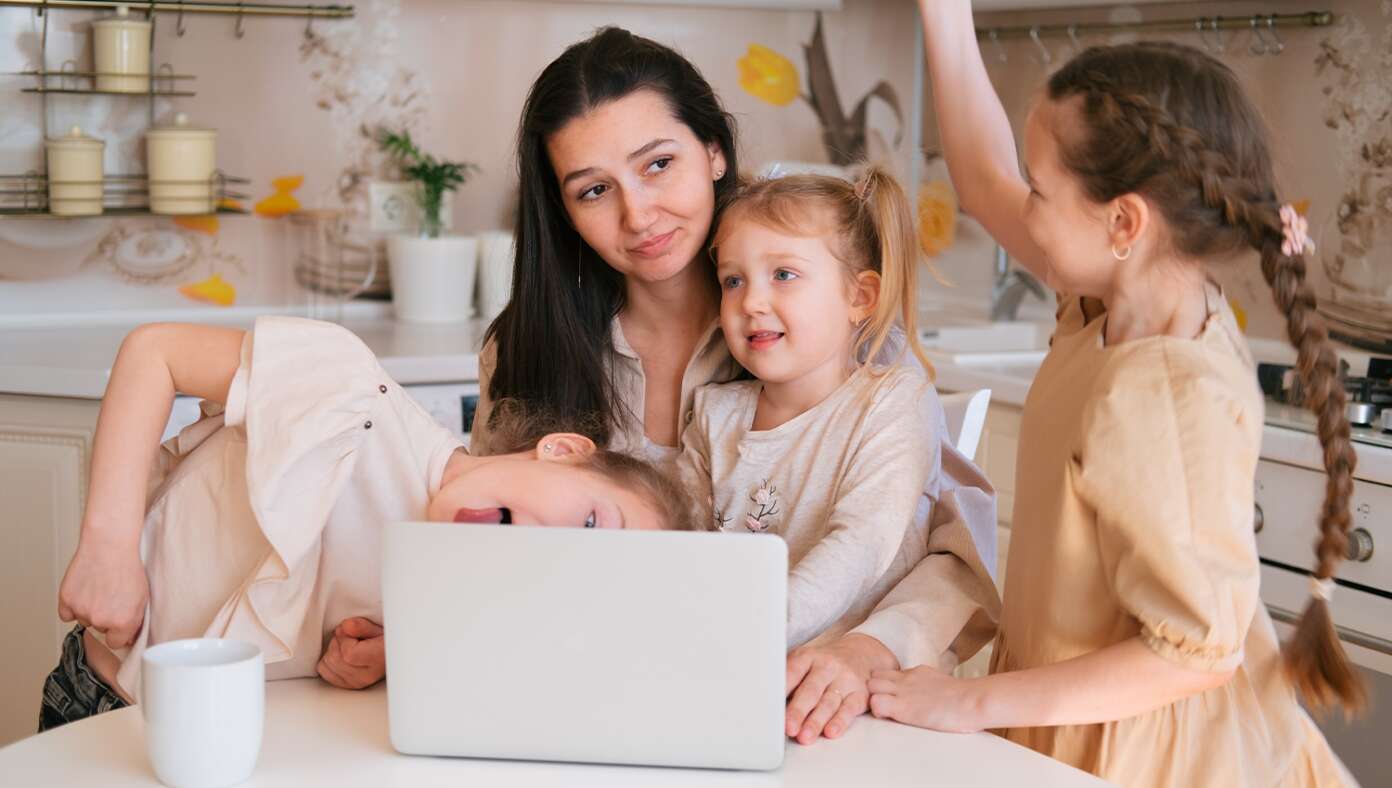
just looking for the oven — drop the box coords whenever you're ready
[1256,422,1392,786]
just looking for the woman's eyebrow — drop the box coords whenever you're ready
[559,139,677,188]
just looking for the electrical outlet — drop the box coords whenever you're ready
[368,181,455,234]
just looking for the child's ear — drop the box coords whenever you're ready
[1107,192,1150,258]
[849,270,881,325]
[535,433,597,462]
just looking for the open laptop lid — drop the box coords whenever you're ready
[382,522,787,770]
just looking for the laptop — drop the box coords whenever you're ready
[381,522,788,770]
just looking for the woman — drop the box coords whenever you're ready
[472,27,999,745]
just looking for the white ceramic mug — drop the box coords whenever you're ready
[388,234,478,323]
[141,639,264,788]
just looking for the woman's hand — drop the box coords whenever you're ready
[868,665,986,733]
[57,534,149,649]
[317,617,386,690]
[784,633,898,744]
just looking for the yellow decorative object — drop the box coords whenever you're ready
[917,180,958,258]
[1293,199,1310,217]
[738,44,800,107]
[1229,298,1248,333]
[255,175,304,217]
[179,274,237,306]
[219,198,245,211]
[173,214,219,236]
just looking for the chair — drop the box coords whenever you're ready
[939,388,992,461]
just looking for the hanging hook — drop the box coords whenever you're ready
[1067,23,1082,53]
[235,2,246,39]
[1209,17,1226,53]
[1029,26,1052,65]
[988,29,1008,64]
[176,0,186,37]
[1265,15,1286,54]
[1249,16,1269,55]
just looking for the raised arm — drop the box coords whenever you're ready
[57,323,245,647]
[919,0,1049,279]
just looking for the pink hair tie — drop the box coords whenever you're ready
[1279,204,1315,257]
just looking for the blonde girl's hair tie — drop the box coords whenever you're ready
[1309,574,1336,602]
[1279,204,1315,257]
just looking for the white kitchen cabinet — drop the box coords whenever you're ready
[978,402,1022,528]
[0,394,100,747]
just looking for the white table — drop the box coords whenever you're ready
[1,679,1110,787]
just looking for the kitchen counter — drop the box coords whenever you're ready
[0,307,490,399]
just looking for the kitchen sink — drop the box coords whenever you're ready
[918,321,1052,366]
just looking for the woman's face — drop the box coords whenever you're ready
[426,434,665,530]
[546,89,727,284]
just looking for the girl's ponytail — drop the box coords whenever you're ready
[853,166,933,376]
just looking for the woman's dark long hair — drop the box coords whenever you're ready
[484,27,739,444]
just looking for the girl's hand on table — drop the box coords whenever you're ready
[785,634,897,745]
[317,617,386,690]
[868,665,985,733]
[57,534,149,649]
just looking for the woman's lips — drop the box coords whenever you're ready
[454,507,512,524]
[629,229,677,258]
[747,330,784,351]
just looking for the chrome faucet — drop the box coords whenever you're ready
[990,243,1046,322]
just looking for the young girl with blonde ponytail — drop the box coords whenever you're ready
[866,2,1362,785]
[677,167,1001,710]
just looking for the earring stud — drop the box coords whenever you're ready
[543,443,554,453]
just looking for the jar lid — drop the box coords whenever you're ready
[46,125,105,150]
[93,4,151,29]
[148,113,216,139]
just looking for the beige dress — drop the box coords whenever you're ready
[992,295,1353,787]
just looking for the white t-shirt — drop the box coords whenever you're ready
[114,317,463,694]
[677,365,1001,666]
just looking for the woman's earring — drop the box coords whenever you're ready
[1111,244,1132,262]
[543,443,554,453]
[714,169,725,180]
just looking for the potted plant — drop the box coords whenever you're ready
[377,128,481,323]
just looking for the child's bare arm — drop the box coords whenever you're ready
[918,0,1049,280]
[58,323,245,648]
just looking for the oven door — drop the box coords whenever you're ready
[1256,458,1392,786]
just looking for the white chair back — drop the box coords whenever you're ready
[939,389,991,461]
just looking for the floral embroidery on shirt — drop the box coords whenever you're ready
[744,479,781,533]
[712,507,732,531]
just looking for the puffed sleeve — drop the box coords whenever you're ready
[1072,343,1263,673]
[211,316,401,663]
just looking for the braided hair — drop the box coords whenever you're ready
[1047,41,1364,713]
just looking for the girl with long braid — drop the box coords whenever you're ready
[866,2,1363,785]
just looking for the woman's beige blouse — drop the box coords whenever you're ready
[992,295,1353,787]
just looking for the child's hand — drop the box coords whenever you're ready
[785,634,896,745]
[317,617,386,690]
[57,536,149,649]
[867,665,985,733]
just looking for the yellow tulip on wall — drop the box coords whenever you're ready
[738,44,800,107]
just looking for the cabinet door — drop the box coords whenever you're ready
[978,402,1022,528]
[0,394,99,746]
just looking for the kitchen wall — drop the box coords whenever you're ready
[926,0,1392,343]
[0,0,918,323]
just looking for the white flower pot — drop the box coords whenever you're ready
[388,234,478,323]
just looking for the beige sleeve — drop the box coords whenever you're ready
[785,377,938,649]
[469,338,499,456]
[1074,345,1261,673]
